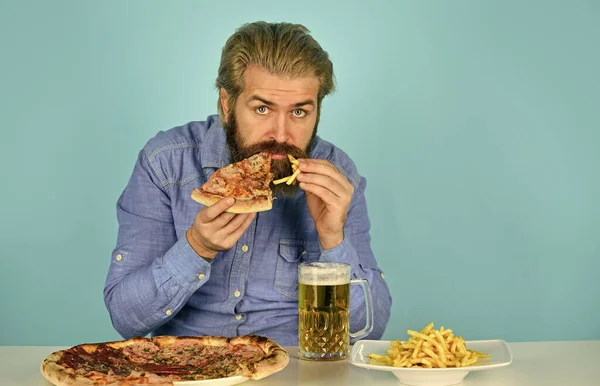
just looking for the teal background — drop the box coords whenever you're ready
[1,0,599,346]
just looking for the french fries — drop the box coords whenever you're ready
[368,322,490,368]
[272,154,300,185]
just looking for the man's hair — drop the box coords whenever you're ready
[215,21,335,123]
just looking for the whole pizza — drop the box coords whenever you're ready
[40,335,289,385]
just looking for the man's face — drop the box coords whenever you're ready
[222,65,320,197]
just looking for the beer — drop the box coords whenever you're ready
[298,262,351,360]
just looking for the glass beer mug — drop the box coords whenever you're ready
[297,262,374,360]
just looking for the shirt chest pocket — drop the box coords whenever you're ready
[274,239,321,299]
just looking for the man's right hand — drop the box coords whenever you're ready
[186,197,256,260]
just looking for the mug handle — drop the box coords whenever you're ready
[349,279,374,339]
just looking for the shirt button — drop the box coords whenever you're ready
[381,273,385,279]
[198,273,206,280]
[165,309,172,316]
[235,314,242,320]
[241,245,249,252]
[115,254,122,261]
[234,290,241,298]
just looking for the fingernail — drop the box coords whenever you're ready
[227,197,235,205]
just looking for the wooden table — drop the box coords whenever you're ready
[2,341,599,385]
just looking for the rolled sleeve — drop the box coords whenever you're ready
[162,236,212,290]
[319,237,362,278]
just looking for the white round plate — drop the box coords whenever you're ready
[173,376,249,386]
[350,339,513,386]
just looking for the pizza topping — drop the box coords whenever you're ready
[140,363,193,375]
[57,340,268,381]
[58,345,131,376]
[123,341,160,363]
[203,175,226,192]
[85,370,113,382]
[232,343,266,361]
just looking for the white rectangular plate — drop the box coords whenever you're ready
[350,339,512,386]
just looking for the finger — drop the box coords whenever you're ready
[296,172,346,198]
[222,213,256,237]
[226,212,257,242]
[299,182,338,207]
[198,197,235,222]
[297,157,329,164]
[220,212,253,235]
[210,211,237,228]
[221,213,256,246]
[298,158,338,169]
[298,159,352,190]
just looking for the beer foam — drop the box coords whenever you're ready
[298,262,350,285]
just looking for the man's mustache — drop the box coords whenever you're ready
[239,140,308,159]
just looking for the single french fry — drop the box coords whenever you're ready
[273,176,290,185]
[434,330,448,353]
[287,154,299,165]
[423,347,439,361]
[286,168,301,185]
[412,339,423,359]
[430,357,447,368]
[422,322,434,335]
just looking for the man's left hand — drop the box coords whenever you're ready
[296,159,354,249]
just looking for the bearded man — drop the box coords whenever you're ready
[104,21,392,346]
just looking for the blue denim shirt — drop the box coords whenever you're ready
[104,114,392,346]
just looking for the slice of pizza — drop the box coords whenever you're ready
[191,152,274,213]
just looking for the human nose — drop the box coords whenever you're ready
[269,112,291,143]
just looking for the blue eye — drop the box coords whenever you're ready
[293,109,306,118]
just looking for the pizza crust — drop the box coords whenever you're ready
[229,335,289,380]
[152,335,231,348]
[191,189,272,213]
[41,353,97,386]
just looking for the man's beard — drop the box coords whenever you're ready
[223,112,317,198]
